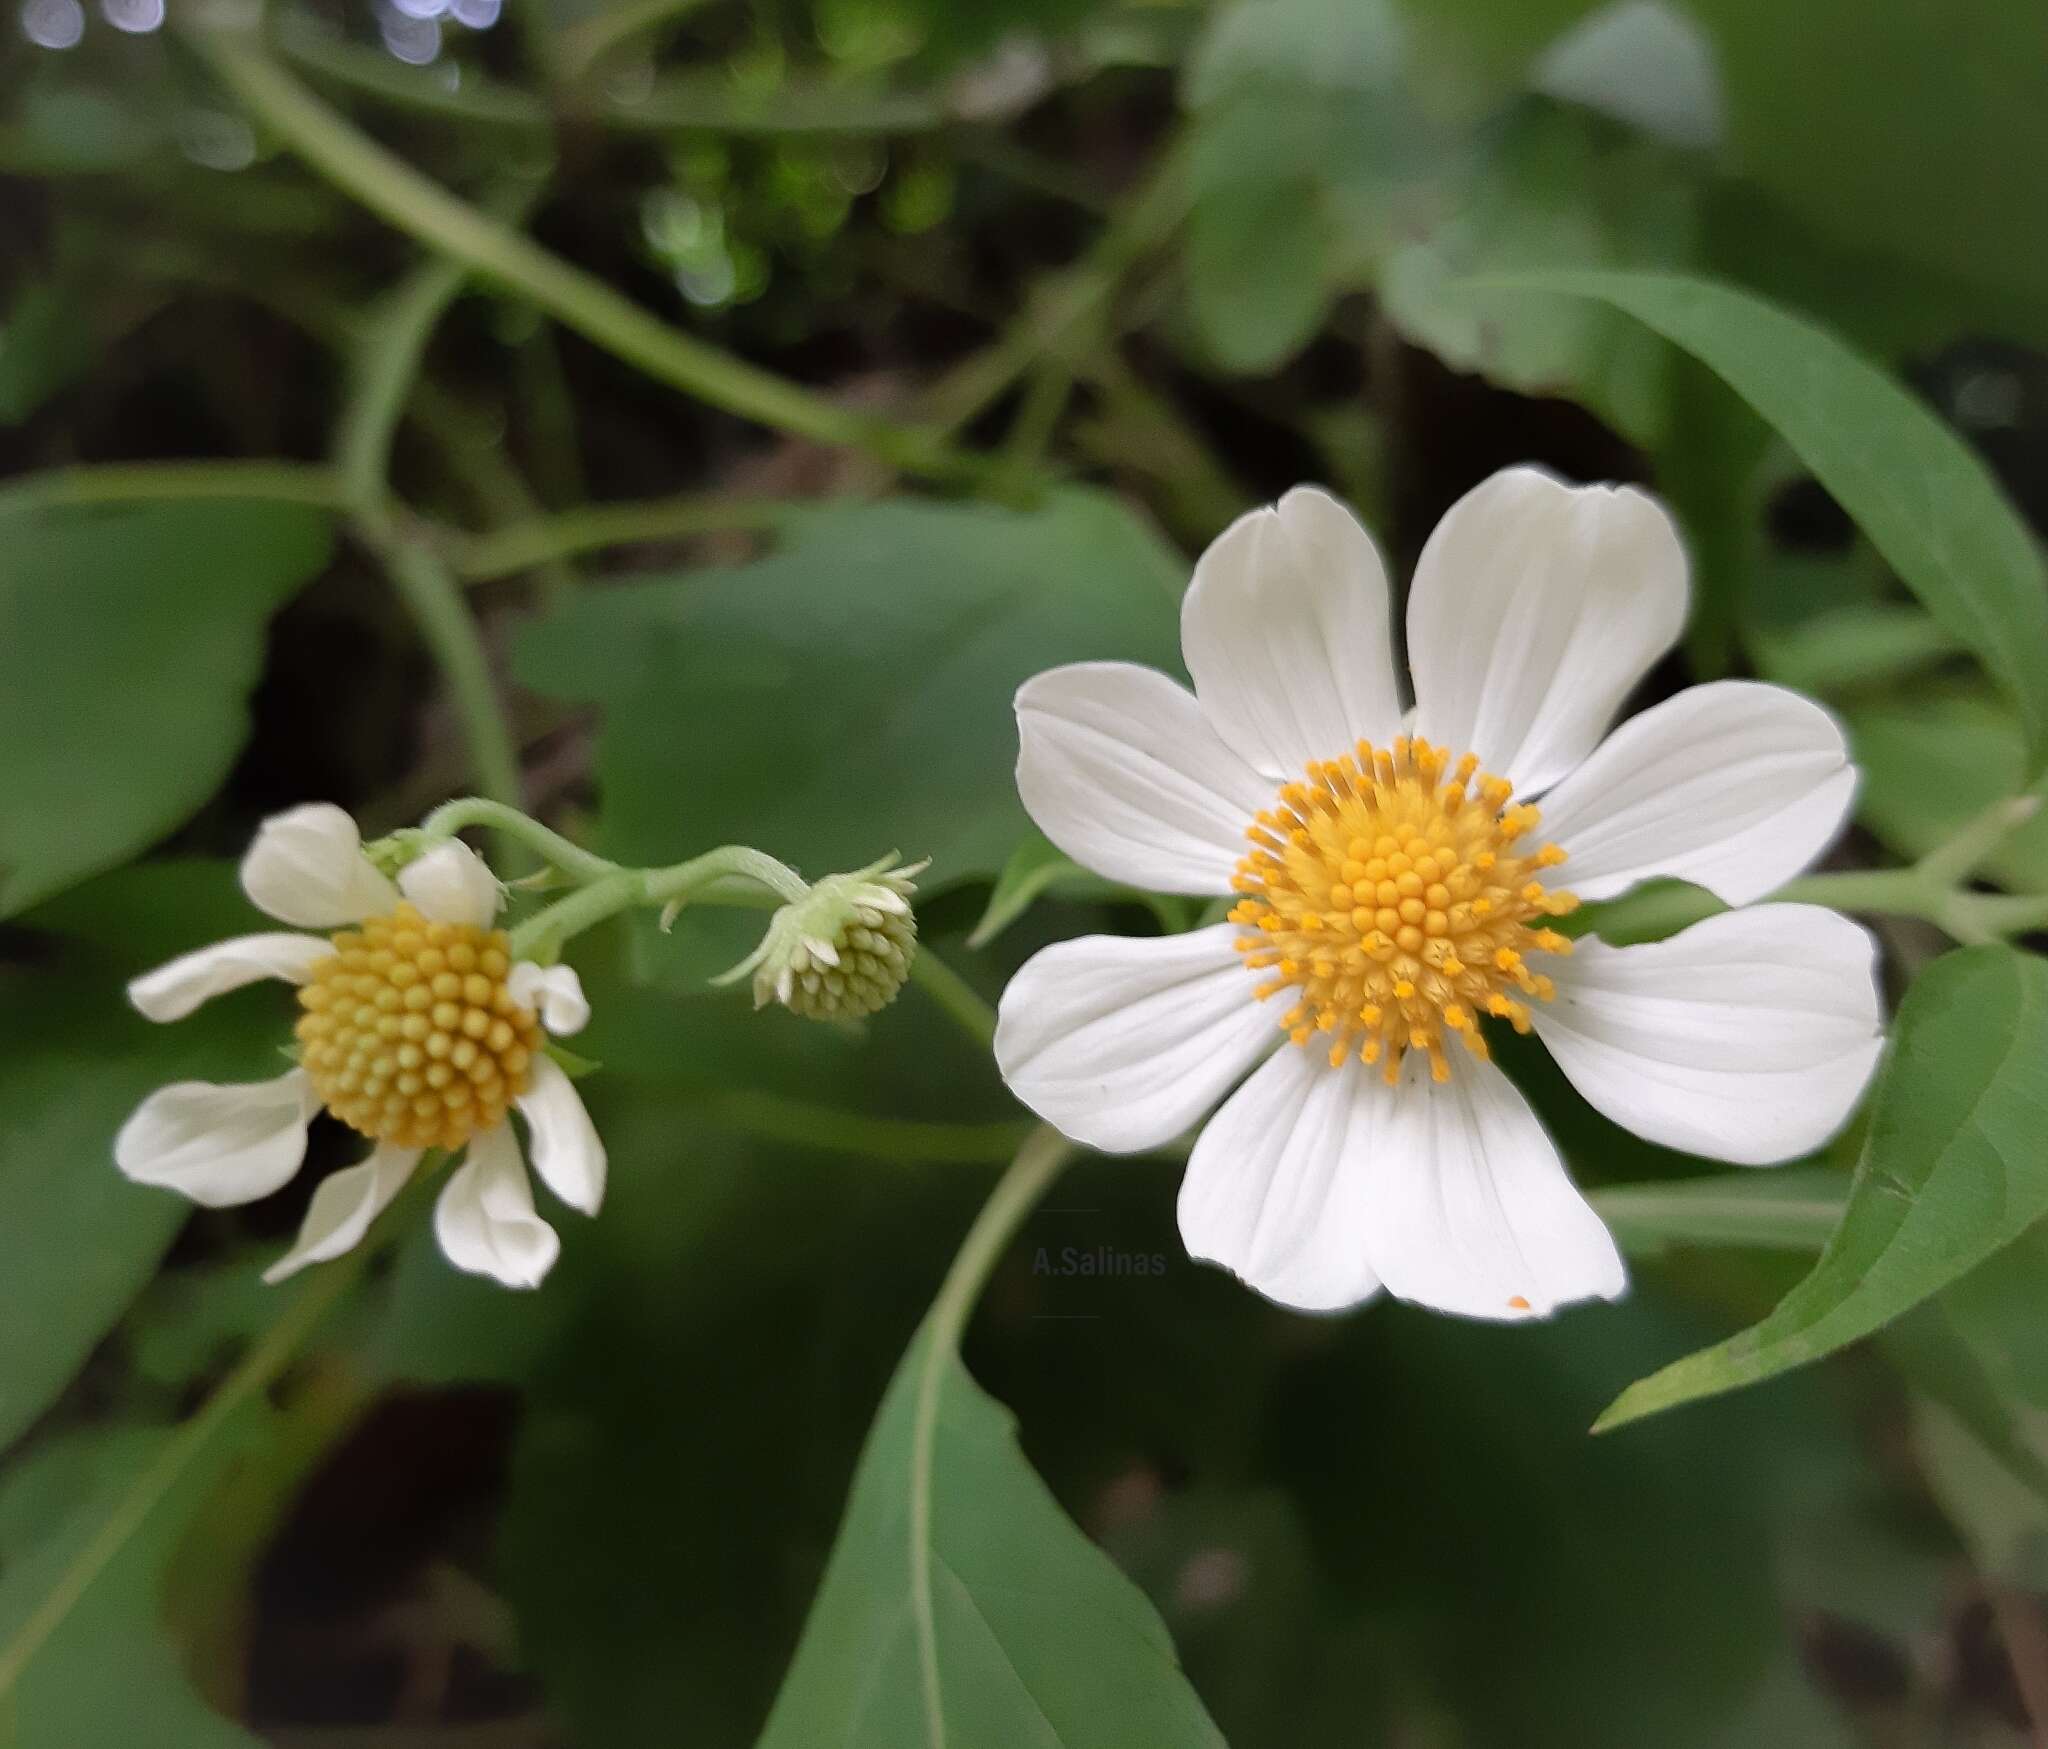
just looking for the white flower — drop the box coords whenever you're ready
[118,805,605,1290]
[994,469,1884,1322]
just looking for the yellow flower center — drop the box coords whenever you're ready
[1228,737,1579,1084]
[293,902,543,1151]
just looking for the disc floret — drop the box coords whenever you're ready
[720,855,926,1021]
[1228,737,1579,1083]
[294,901,544,1151]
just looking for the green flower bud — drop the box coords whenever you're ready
[719,855,926,1021]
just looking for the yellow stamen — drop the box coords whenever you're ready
[1229,738,1578,1082]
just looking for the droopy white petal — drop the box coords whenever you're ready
[1361,1054,1626,1321]
[506,962,592,1037]
[115,1069,318,1207]
[995,924,1274,1154]
[128,933,331,1023]
[1538,681,1857,904]
[1177,1044,1382,1312]
[240,803,400,928]
[263,1142,422,1284]
[433,1123,560,1289]
[398,840,502,928]
[514,1055,606,1215]
[1015,662,1271,896]
[1407,468,1688,796]
[1180,486,1404,779]
[1533,904,1884,1165]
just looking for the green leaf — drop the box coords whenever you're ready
[968,832,1104,948]
[1597,945,2048,1432]
[756,1319,1225,1748]
[0,495,334,917]
[514,490,1183,886]
[1846,692,2048,895]
[1591,1166,1848,1258]
[0,1421,265,1746]
[1381,106,1700,446]
[1484,271,2048,770]
[0,864,291,1453]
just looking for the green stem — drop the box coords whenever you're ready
[908,948,997,1053]
[0,1240,371,1710]
[0,460,350,514]
[419,797,618,882]
[453,492,790,582]
[507,845,809,958]
[548,0,710,80]
[193,31,983,484]
[359,520,523,811]
[697,1089,1033,1163]
[335,252,476,511]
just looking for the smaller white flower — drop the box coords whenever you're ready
[117,804,605,1289]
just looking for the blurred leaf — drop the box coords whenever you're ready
[0,865,292,1454]
[0,1420,265,1746]
[1593,1166,1848,1257]
[1488,272,2048,769]
[967,831,1186,948]
[756,1319,1225,1748]
[1382,105,1699,445]
[0,496,334,918]
[1530,0,1724,147]
[1847,693,2048,895]
[515,490,1183,887]
[1755,604,1964,697]
[1598,945,2048,1431]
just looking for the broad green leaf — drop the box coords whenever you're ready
[757,1319,1225,1748]
[1753,604,1963,697]
[1598,945,2048,1431]
[1592,1166,1848,1257]
[0,864,290,1453]
[1846,693,2048,895]
[514,490,1183,886]
[1381,106,1699,446]
[0,495,334,917]
[1486,271,2048,769]
[0,1421,265,1746]
[967,832,1188,949]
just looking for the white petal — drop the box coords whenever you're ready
[263,1142,422,1284]
[1407,468,1688,795]
[398,840,503,928]
[115,1069,317,1207]
[240,803,399,928]
[128,933,331,1023]
[506,962,591,1037]
[1533,904,1884,1165]
[1180,486,1404,779]
[433,1123,560,1289]
[1362,1055,1626,1321]
[1538,681,1857,904]
[994,924,1275,1153]
[514,1055,606,1215]
[1015,662,1271,896]
[1177,1045,1382,1312]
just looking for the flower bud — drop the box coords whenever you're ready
[720,856,926,1021]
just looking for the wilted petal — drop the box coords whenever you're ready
[241,803,399,928]
[433,1122,560,1289]
[514,1055,606,1215]
[507,962,591,1036]
[399,840,503,929]
[263,1142,422,1284]
[115,1069,317,1207]
[128,933,330,1023]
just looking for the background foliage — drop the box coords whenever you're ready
[3,0,2047,1742]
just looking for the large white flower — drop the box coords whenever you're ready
[118,804,605,1289]
[995,468,1884,1321]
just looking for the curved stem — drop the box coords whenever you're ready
[359,520,523,811]
[0,460,350,514]
[507,845,809,958]
[453,492,789,581]
[908,948,997,1052]
[418,798,619,883]
[192,30,987,484]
